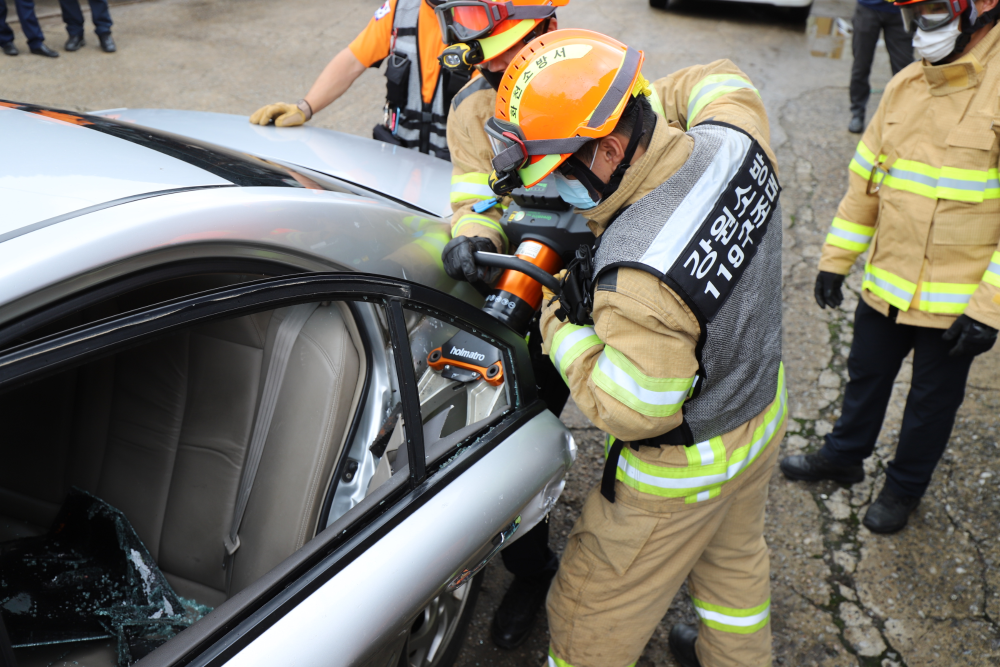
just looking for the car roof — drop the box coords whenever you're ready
[91,108,453,218]
[0,102,232,239]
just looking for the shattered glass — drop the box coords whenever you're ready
[0,488,212,665]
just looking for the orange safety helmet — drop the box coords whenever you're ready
[485,29,650,194]
[436,0,568,65]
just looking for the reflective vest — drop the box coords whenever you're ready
[593,122,784,445]
[383,0,469,160]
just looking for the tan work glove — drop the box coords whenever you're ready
[249,102,307,127]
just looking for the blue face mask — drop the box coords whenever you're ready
[553,171,598,210]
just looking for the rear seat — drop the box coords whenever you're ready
[0,303,362,665]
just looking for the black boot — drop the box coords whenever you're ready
[668,624,702,667]
[98,32,116,53]
[490,570,555,649]
[65,34,85,51]
[848,113,865,133]
[30,43,58,57]
[780,452,864,484]
[1,41,17,56]
[863,488,920,534]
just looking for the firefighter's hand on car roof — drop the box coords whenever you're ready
[442,236,498,284]
[814,271,845,309]
[250,102,306,128]
[541,270,566,304]
[942,314,998,358]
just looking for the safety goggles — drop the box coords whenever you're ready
[435,1,556,44]
[898,0,967,31]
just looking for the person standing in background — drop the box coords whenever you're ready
[0,0,58,57]
[849,0,912,133]
[60,0,115,53]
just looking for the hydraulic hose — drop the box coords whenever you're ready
[473,251,561,294]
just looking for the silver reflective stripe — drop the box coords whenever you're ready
[852,150,873,171]
[553,326,597,371]
[639,129,752,272]
[889,166,938,189]
[451,182,495,198]
[694,604,770,628]
[989,260,1000,275]
[863,269,913,302]
[938,176,983,191]
[225,303,318,556]
[919,291,972,304]
[829,227,872,245]
[595,352,691,407]
[695,440,716,465]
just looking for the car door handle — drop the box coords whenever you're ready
[447,515,520,590]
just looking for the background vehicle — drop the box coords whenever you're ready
[0,101,575,667]
[648,0,813,22]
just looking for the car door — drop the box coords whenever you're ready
[0,272,574,667]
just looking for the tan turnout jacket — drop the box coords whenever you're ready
[446,77,510,253]
[539,60,785,511]
[819,25,1000,330]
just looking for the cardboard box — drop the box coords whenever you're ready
[807,16,853,60]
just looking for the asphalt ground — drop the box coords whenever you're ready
[2,0,999,665]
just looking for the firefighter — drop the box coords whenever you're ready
[433,0,569,650]
[781,0,1000,533]
[486,29,784,667]
[249,0,469,160]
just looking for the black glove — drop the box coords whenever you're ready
[942,314,998,357]
[554,245,595,326]
[814,271,846,309]
[442,236,497,283]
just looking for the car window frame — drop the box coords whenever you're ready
[0,271,543,667]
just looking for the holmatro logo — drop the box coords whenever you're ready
[450,346,486,362]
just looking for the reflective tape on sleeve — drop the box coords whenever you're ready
[825,217,875,253]
[451,214,509,246]
[918,281,977,315]
[984,251,1000,288]
[550,324,602,381]
[450,173,495,202]
[591,346,694,418]
[686,74,759,128]
[692,597,770,634]
[863,263,916,310]
[848,141,877,179]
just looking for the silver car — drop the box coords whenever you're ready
[0,101,575,667]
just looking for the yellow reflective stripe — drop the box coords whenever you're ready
[450,173,494,202]
[686,74,759,128]
[863,263,916,310]
[550,324,601,382]
[917,281,977,314]
[858,152,996,202]
[451,214,508,246]
[692,597,770,634]
[648,88,666,118]
[548,648,635,667]
[591,346,694,418]
[612,364,786,500]
[826,217,874,253]
[983,251,1000,288]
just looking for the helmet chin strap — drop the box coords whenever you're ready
[560,98,647,203]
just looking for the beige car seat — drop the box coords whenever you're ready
[0,302,363,666]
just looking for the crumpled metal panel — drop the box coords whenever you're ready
[0,488,210,665]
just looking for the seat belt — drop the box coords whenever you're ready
[224,302,318,561]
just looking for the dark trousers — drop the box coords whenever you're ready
[850,4,913,117]
[501,518,557,579]
[59,0,112,36]
[0,0,45,48]
[820,299,975,498]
